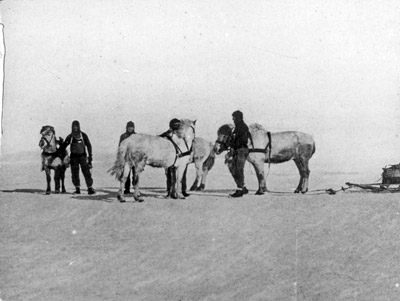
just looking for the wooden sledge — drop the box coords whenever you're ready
[344,164,400,193]
[345,182,399,192]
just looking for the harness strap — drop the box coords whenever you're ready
[42,151,58,157]
[248,131,272,168]
[41,132,55,148]
[177,143,193,158]
[248,129,255,149]
[166,135,193,167]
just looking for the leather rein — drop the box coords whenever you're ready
[40,132,58,157]
[166,125,195,167]
[216,130,272,166]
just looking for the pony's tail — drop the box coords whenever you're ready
[108,144,129,180]
[203,145,216,172]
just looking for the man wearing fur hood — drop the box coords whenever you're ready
[61,120,95,195]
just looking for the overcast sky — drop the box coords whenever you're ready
[1,0,399,172]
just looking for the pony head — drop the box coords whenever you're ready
[214,124,234,155]
[175,119,196,141]
[39,125,57,152]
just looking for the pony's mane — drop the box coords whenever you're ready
[40,125,55,135]
[249,123,265,131]
[179,119,193,126]
[175,119,195,138]
[217,124,234,135]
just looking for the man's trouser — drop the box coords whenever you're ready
[232,147,249,189]
[70,155,93,188]
[124,167,137,191]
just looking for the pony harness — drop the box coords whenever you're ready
[165,135,193,167]
[71,135,86,156]
[248,131,272,168]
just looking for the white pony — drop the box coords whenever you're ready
[39,125,70,194]
[109,119,196,202]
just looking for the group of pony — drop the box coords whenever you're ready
[39,119,315,202]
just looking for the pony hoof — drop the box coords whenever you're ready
[117,195,125,202]
[62,190,67,193]
[301,189,308,194]
[294,190,300,194]
[45,191,51,195]
[255,191,264,195]
[189,186,196,191]
[182,192,190,197]
[135,197,144,203]
[54,190,60,194]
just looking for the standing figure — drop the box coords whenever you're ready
[119,121,137,194]
[229,110,250,197]
[61,120,95,195]
[159,118,189,197]
[159,118,181,139]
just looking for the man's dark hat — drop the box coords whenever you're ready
[232,110,243,119]
[126,121,135,128]
[72,120,80,127]
[169,118,181,130]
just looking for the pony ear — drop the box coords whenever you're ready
[193,119,197,125]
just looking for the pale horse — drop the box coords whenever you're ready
[214,123,316,194]
[109,119,196,202]
[39,125,70,194]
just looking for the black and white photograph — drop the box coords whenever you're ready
[1,1,400,300]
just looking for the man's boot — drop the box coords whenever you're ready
[229,189,244,198]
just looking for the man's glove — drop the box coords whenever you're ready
[88,156,93,169]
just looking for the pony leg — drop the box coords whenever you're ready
[189,160,202,191]
[132,160,145,202]
[175,166,186,199]
[189,177,199,191]
[198,152,215,191]
[118,162,133,202]
[165,167,174,198]
[301,160,310,193]
[132,174,143,202]
[61,167,67,193]
[198,164,209,190]
[181,166,190,197]
[294,159,310,194]
[168,166,178,199]
[45,169,51,195]
[251,161,267,195]
[194,160,204,191]
[54,167,61,193]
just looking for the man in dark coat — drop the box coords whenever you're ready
[158,118,189,197]
[159,118,181,138]
[119,121,137,194]
[61,120,95,195]
[229,110,250,197]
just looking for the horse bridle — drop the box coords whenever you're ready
[40,130,55,149]
[215,132,232,153]
[168,124,196,166]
